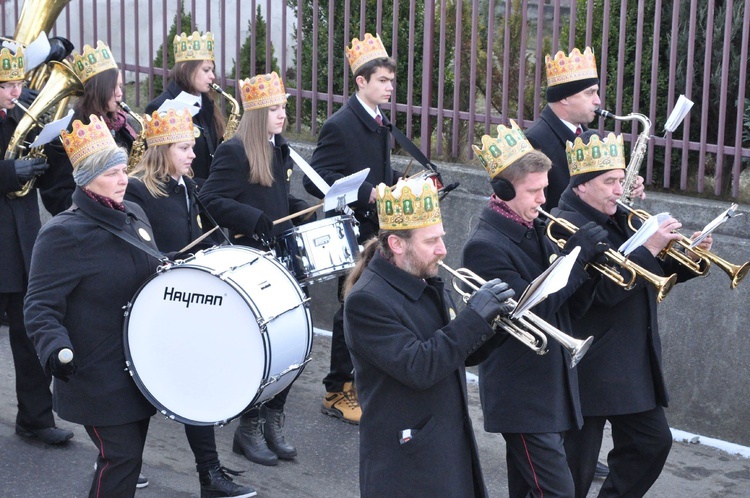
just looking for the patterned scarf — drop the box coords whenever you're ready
[488,194,533,229]
[82,187,126,212]
[103,110,137,139]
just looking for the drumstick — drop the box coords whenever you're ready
[178,226,220,254]
[233,202,324,239]
[273,202,323,225]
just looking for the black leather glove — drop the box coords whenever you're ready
[253,213,274,245]
[564,221,609,264]
[14,157,49,183]
[48,348,77,382]
[45,37,75,63]
[467,278,516,323]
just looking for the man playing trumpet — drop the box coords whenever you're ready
[461,121,609,498]
[343,176,514,497]
[553,131,712,497]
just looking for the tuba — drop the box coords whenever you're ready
[438,262,593,368]
[6,60,84,198]
[118,102,146,172]
[5,0,77,198]
[210,83,241,140]
[595,108,651,205]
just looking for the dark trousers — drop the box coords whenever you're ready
[184,425,219,473]
[0,291,55,429]
[322,276,354,392]
[565,406,672,498]
[86,417,150,498]
[503,431,575,498]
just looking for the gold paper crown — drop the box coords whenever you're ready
[239,72,287,111]
[376,178,442,231]
[61,115,118,167]
[144,108,195,147]
[173,31,214,63]
[545,47,598,87]
[472,120,534,179]
[345,33,389,75]
[71,41,118,83]
[566,133,626,177]
[0,46,25,82]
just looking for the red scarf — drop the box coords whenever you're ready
[488,194,533,228]
[83,188,126,212]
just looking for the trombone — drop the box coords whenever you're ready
[617,201,749,289]
[536,207,677,303]
[438,261,593,368]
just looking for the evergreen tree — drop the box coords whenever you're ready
[230,6,280,85]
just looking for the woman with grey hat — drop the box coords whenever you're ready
[24,115,160,498]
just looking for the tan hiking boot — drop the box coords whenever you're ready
[321,381,362,424]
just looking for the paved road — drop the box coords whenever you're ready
[1,325,750,497]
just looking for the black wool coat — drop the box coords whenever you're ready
[24,187,159,426]
[146,82,219,181]
[525,105,584,210]
[303,94,401,242]
[198,134,310,249]
[125,175,208,254]
[461,205,588,433]
[553,187,699,416]
[0,90,77,292]
[344,251,494,498]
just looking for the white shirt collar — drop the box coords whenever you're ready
[355,94,380,120]
[560,118,581,134]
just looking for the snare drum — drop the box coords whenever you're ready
[274,215,360,285]
[123,246,313,426]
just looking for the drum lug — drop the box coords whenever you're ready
[259,357,312,390]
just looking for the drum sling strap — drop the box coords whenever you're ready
[77,209,169,264]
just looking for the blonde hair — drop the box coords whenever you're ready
[234,107,275,187]
[129,143,193,197]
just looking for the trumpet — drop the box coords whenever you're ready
[617,201,749,289]
[537,207,677,303]
[438,261,593,368]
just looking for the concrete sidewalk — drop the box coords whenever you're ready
[1,326,749,497]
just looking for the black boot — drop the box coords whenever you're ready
[199,465,257,498]
[261,405,297,460]
[232,414,278,466]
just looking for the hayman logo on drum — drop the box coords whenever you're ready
[163,286,224,308]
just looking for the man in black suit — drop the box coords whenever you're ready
[525,46,601,210]
[553,131,711,497]
[462,121,608,498]
[344,176,513,497]
[0,45,73,445]
[303,33,402,424]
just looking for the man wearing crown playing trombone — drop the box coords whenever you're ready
[461,121,612,497]
[343,176,515,497]
[552,131,712,497]
[0,42,77,446]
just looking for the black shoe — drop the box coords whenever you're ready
[595,460,610,478]
[16,424,73,444]
[232,415,278,466]
[199,466,257,498]
[261,405,297,460]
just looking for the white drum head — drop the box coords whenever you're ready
[125,266,264,425]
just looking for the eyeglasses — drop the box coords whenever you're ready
[0,81,26,91]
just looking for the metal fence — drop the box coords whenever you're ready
[1,0,749,198]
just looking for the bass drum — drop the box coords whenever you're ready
[124,246,313,426]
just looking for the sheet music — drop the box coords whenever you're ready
[618,212,671,256]
[23,32,51,73]
[157,96,200,116]
[511,247,579,319]
[689,203,741,248]
[664,95,694,133]
[324,169,370,212]
[30,109,74,147]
